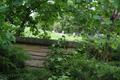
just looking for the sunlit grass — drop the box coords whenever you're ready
[24,27,82,42]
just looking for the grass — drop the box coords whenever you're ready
[23,27,82,42]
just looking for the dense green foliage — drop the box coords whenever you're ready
[0,46,31,79]
[1,0,120,80]
[58,15,84,34]
[43,39,120,80]
[15,68,52,80]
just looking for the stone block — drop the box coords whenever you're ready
[14,43,40,51]
[66,48,74,52]
[31,55,46,60]
[40,46,49,48]
[27,51,49,56]
[40,46,51,53]
[25,60,45,67]
[27,66,35,70]
[40,48,51,53]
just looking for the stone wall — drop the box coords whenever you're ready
[13,37,79,68]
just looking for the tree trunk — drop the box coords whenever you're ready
[67,28,70,33]
[17,13,29,36]
[101,42,109,63]
[101,35,110,63]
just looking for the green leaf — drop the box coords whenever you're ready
[98,50,102,53]
[94,39,97,43]
[105,18,109,22]
[58,58,62,61]
[95,46,98,49]
[114,20,120,25]
[76,0,81,3]
[93,2,97,6]
[97,38,107,44]
[61,75,69,79]
[110,43,118,49]
[50,58,55,61]
[113,0,119,8]
[6,32,12,39]
[117,5,120,12]
[48,78,52,80]
[93,15,101,20]
[83,44,85,47]
[25,0,28,3]
[103,1,110,9]
[2,44,9,49]
[11,36,16,42]
[106,21,112,25]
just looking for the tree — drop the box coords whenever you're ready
[58,15,85,35]
[61,0,120,63]
[74,0,120,63]
[54,22,61,32]
[1,0,71,36]
[0,1,15,49]
[91,0,120,63]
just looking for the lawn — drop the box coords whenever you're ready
[23,27,82,42]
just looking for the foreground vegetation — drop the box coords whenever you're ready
[1,37,120,80]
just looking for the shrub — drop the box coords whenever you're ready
[61,54,120,80]
[108,42,120,61]
[16,68,52,80]
[43,42,70,78]
[96,64,120,80]
[0,46,32,79]
[108,61,120,67]
[62,56,99,80]
[75,41,104,60]
[43,38,77,79]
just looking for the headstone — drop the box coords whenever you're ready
[62,31,64,34]
[52,30,55,32]
[73,32,75,36]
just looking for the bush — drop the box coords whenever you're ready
[61,54,120,80]
[108,61,120,67]
[96,63,120,80]
[15,68,52,80]
[43,38,78,79]
[44,42,71,78]
[75,41,104,61]
[43,37,120,80]
[0,46,32,79]
[108,42,120,61]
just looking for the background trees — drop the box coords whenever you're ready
[2,0,70,36]
[58,15,85,35]
[53,22,62,32]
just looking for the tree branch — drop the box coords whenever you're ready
[18,0,49,36]
[17,13,29,36]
